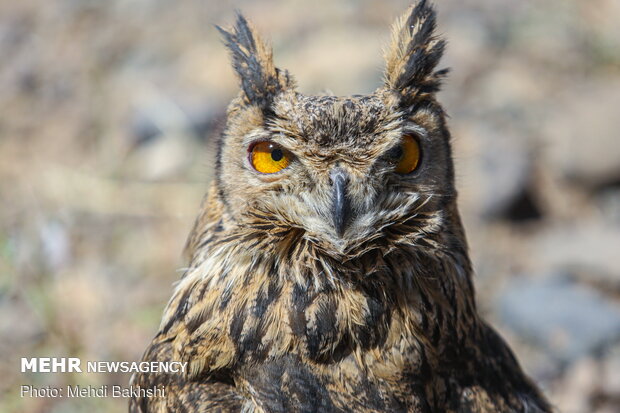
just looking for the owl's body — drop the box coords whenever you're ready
[130,2,551,412]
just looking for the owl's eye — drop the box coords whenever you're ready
[390,135,420,174]
[249,141,292,174]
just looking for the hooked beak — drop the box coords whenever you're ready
[329,168,351,237]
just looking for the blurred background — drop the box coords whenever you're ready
[1,0,619,412]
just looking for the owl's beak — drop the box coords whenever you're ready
[329,168,351,237]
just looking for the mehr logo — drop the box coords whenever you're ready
[21,357,188,373]
[21,358,82,373]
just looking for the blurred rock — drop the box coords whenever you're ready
[530,221,620,276]
[124,95,210,180]
[39,220,71,272]
[497,275,620,364]
[597,189,620,225]
[598,344,620,406]
[454,122,532,219]
[553,357,600,413]
[500,186,543,222]
[542,79,620,187]
[130,102,224,147]
[124,132,198,181]
[129,109,161,147]
[569,266,620,303]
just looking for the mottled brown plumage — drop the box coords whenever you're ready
[130,2,552,412]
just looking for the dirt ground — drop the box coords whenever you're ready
[1,1,619,412]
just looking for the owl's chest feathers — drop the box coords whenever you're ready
[167,237,477,383]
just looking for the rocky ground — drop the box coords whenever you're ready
[1,0,619,412]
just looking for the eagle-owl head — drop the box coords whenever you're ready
[215,1,455,256]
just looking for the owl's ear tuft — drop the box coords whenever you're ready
[217,13,295,109]
[383,1,448,102]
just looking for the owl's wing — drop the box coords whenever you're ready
[236,355,338,413]
[131,183,245,412]
[129,335,245,413]
[451,323,552,413]
[183,184,224,264]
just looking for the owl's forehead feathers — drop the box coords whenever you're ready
[268,93,404,149]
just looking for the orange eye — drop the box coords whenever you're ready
[391,135,420,174]
[249,141,291,174]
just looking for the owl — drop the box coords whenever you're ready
[130,2,552,412]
